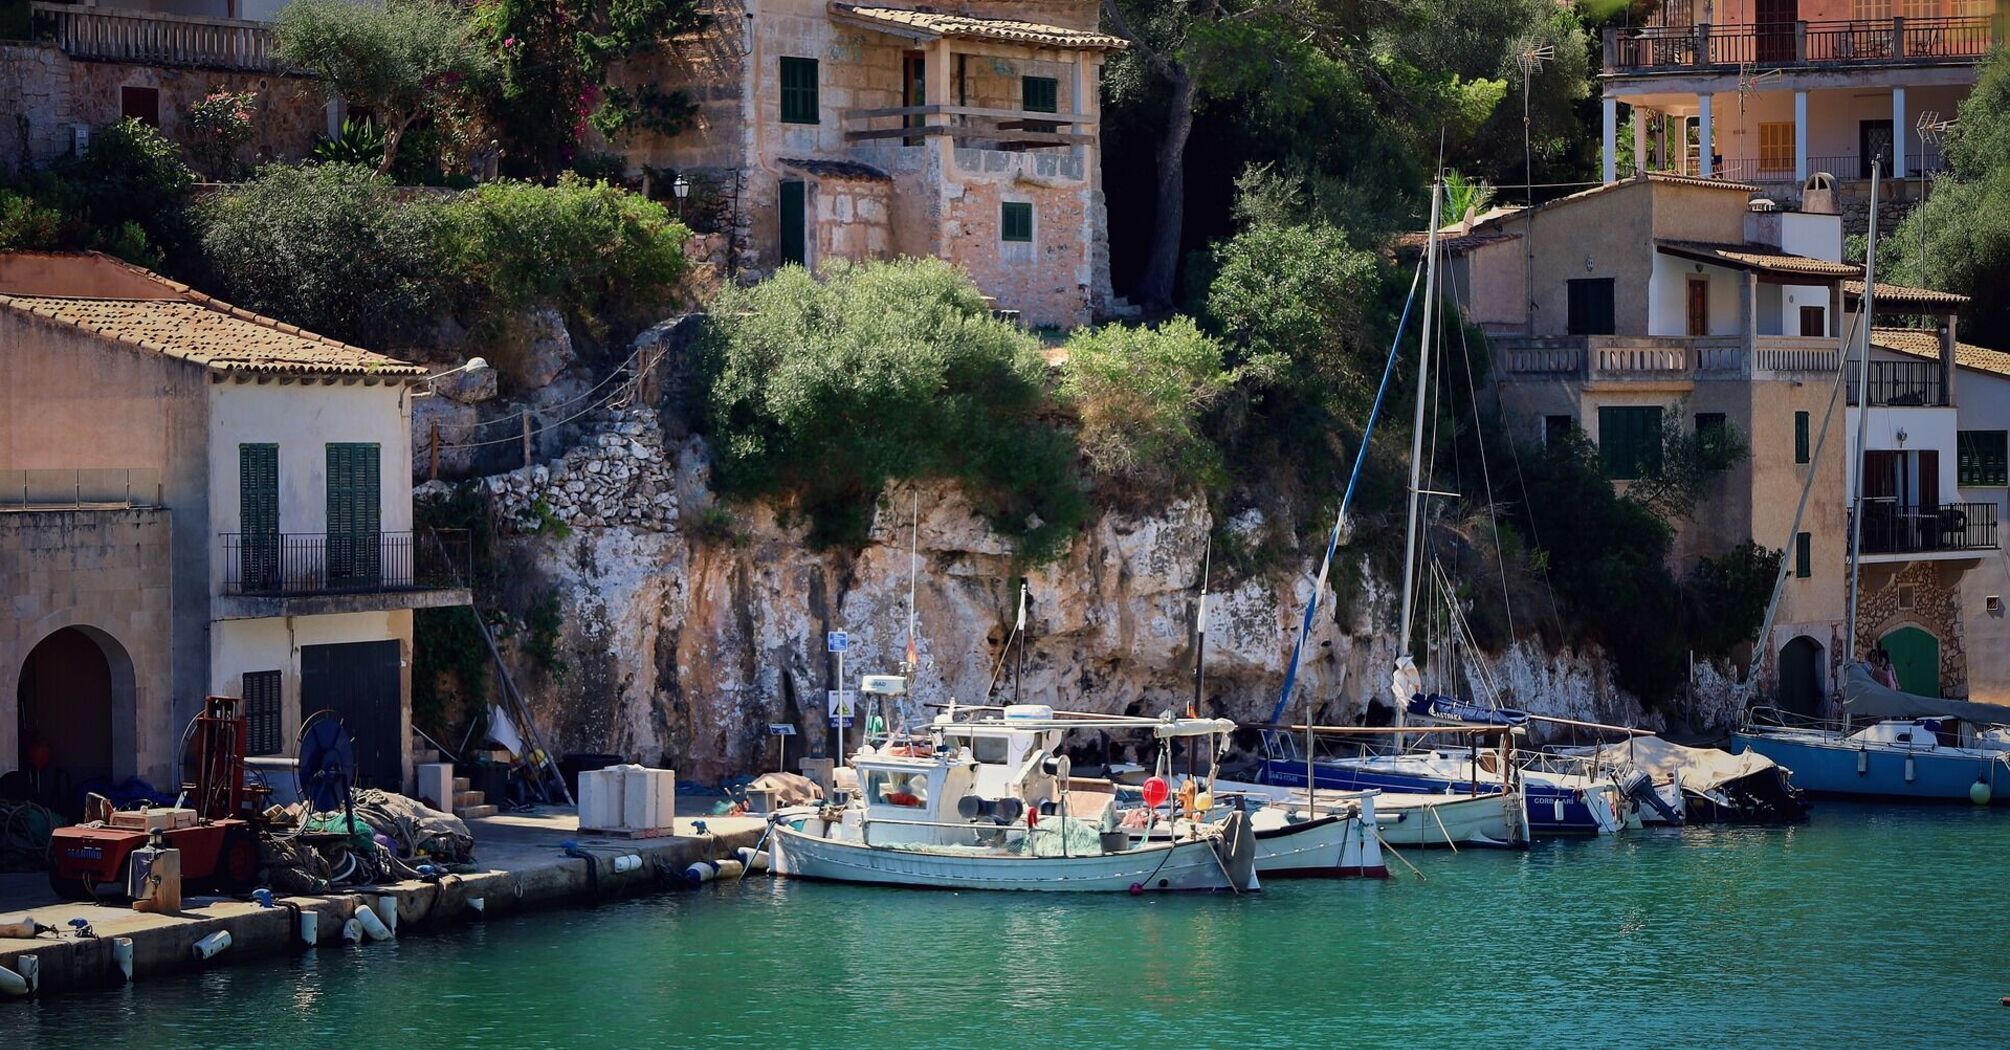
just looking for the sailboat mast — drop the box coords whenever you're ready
[1843,161,1881,686]
[1395,177,1445,746]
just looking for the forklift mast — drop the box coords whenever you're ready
[190,695,249,821]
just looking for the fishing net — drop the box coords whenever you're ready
[1020,815,1103,858]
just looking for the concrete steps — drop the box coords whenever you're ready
[451,774,493,820]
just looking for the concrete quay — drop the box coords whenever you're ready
[0,809,765,998]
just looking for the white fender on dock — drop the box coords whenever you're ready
[192,931,231,961]
[342,918,364,944]
[113,937,134,981]
[298,911,318,947]
[377,895,400,935]
[0,962,28,998]
[612,854,642,874]
[354,904,393,942]
[735,847,771,872]
[713,859,746,880]
[684,860,719,883]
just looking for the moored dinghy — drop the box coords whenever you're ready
[768,706,1260,893]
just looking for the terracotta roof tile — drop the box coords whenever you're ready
[1872,327,2010,379]
[829,4,1128,51]
[0,294,429,378]
[1844,280,1970,308]
[1655,239,1861,278]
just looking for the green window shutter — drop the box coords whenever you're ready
[780,57,820,124]
[1022,76,1058,114]
[1957,430,2008,486]
[1001,201,1032,243]
[779,180,806,266]
[1794,411,1810,464]
[1795,532,1811,578]
[1567,279,1615,335]
[326,443,381,586]
[243,669,283,756]
[1598,406,1662,480]
[239,443,279,590]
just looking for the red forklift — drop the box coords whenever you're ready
[47,696,263,900]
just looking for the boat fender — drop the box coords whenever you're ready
[341,918,364,944]
[1128,882,1144,896]
[0,959,31,998]
[353,904,394,942]
[377,895,399,936]
[684,860,720,884]
[112,937,134,982]
[735,847,771,871]
[191,930,231,961]
[1971,778,1992,806]
[1857,750,1869,776]
[1904,756,1917,784]
[612,854,643,874]
[714,859,746,880]
[296,910,317,948]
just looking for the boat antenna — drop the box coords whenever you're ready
[1843,157,1881,681]
[1395,172,1447,754]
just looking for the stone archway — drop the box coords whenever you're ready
[16,626,137,796]
[1879,625,1940,697]
[1777,635,1825,718]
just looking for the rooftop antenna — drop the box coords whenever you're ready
[1914,112,1953,279]
[1515,39,1552,335]
[1736,63,1783,174]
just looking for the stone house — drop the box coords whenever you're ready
[1441,172,2004,707]
[1599,0,1999,227]
[1,0,330,173]
[605,0,1125,328]
[0,251,469,804]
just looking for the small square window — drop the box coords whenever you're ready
[1695,412,1726,436]
[1544,415,1573,447]
[1795,532,1812,579]
[779,57,820,125]
[1001,201,1032,243]
[1022,76,1058,114]
[120,85,160,128]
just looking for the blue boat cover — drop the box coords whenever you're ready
[1405,693,1528,727]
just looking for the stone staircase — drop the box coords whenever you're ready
[414,733,496,819]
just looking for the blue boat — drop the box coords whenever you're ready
[1734,665,2010,803]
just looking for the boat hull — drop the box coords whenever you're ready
[1246,796,1388,877]
[770,819,1256,892]
[1372,791,1527,849]
[1258,759,1616,836]
[1734,731,2010,802]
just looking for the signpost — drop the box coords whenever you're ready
[767,722,795,774]
[827,630,849,759]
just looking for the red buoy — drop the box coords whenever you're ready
[1142,776,1170,808]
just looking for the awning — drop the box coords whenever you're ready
[1842,662,2010,725]
[828,4,1129,51]
[1655,240,1860,279]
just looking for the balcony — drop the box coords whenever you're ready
[1495,335,1841,381]
[1605,17,1995,74]
[840,105,1096,154]
[1859,500,1998,556]
[218,529,471,618]
[1847,360,1946,406]
[1702,150,1949,183]
[30,2,282,73]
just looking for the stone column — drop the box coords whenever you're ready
[1633,105,1648,175]
[1603,96,1618,183]
[1891,86,1907,177]
[1794,89,1809,183]
[1699,93,1714,177]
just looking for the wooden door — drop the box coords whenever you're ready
[301,640,402,789]
[779,179,806,266]
[1880,626,1939,697]
[1860,120,1894,178]
[1863,450,1901,551]
[902,51,925,137]
[1916,450,1939,510]
[1686,277,1709,336]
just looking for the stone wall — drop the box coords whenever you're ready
[1,42,327,174]
[476,409,682,532]
[1854,559,1969,697]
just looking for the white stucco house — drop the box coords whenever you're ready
[0,252,469,803]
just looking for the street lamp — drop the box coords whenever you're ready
[672,173,690,220]
[415,356,490,398]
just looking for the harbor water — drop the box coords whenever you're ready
[12,803,2007,1048]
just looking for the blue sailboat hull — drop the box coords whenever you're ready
[1733,733,2010,802]
[1258,759,1604,835]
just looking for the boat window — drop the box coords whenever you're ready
[867,771,929,809]
[969,736,1010,764]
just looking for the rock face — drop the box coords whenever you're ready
[472,405,1690,782]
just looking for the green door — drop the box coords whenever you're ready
[239,443,279,591]
[1881,626,1939,696]
[779,179,806,267]
[326,442,381,587]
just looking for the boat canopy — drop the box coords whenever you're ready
[1842,663,2010,726]
[935,709,1236,740]
[1586,736,1780,794]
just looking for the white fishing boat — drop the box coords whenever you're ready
[767,705,1260,893]
[1218,778,1523,851]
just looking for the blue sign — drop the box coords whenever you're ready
[827,630,848,653]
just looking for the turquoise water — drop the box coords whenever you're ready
[13,803,2009,1048]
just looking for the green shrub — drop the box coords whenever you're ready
[700,258,1084,559]
[0,190,61,250]
[18,117,198,268]
[1204,219,1382,411]
[1059,317,1233,493]
[198,162,450,347]
[438,175,689,332]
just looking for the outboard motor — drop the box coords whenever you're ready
[1620,768,1681,824]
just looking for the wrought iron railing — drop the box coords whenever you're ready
[1606,16,1996,73]
[31,2,281,72]
[221,529,469,596]
[1847,359,1945,406]
[1859,501,1998,555]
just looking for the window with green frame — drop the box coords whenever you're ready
[1794,410,1810,464]
[1957,430,2008,486]
[779,56,819,124]
[1795,532,1811,578]
[1022,76,1058,113]
[1598,405,1663,480]
[1001,201,1032,243]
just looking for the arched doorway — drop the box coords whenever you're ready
[1777,636,1825,717]
[1880,626,1940,697]
[16,626,136,800]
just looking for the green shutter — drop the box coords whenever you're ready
[1794,411,1810,464]
[1795,532,1811,579]
[779,180,806,266]
[1022,76,1058,114]
[326,443,381,586]
[239,443,279,590]
[1001,201,1032,243]
[243,669,283,756]
[780,57,819,124]
[1957,430,2008,486]
[1598,406,1662,480]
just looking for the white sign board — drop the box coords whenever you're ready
[767,723,797,736]
[827,689,856,728]
[826,630,848,653]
